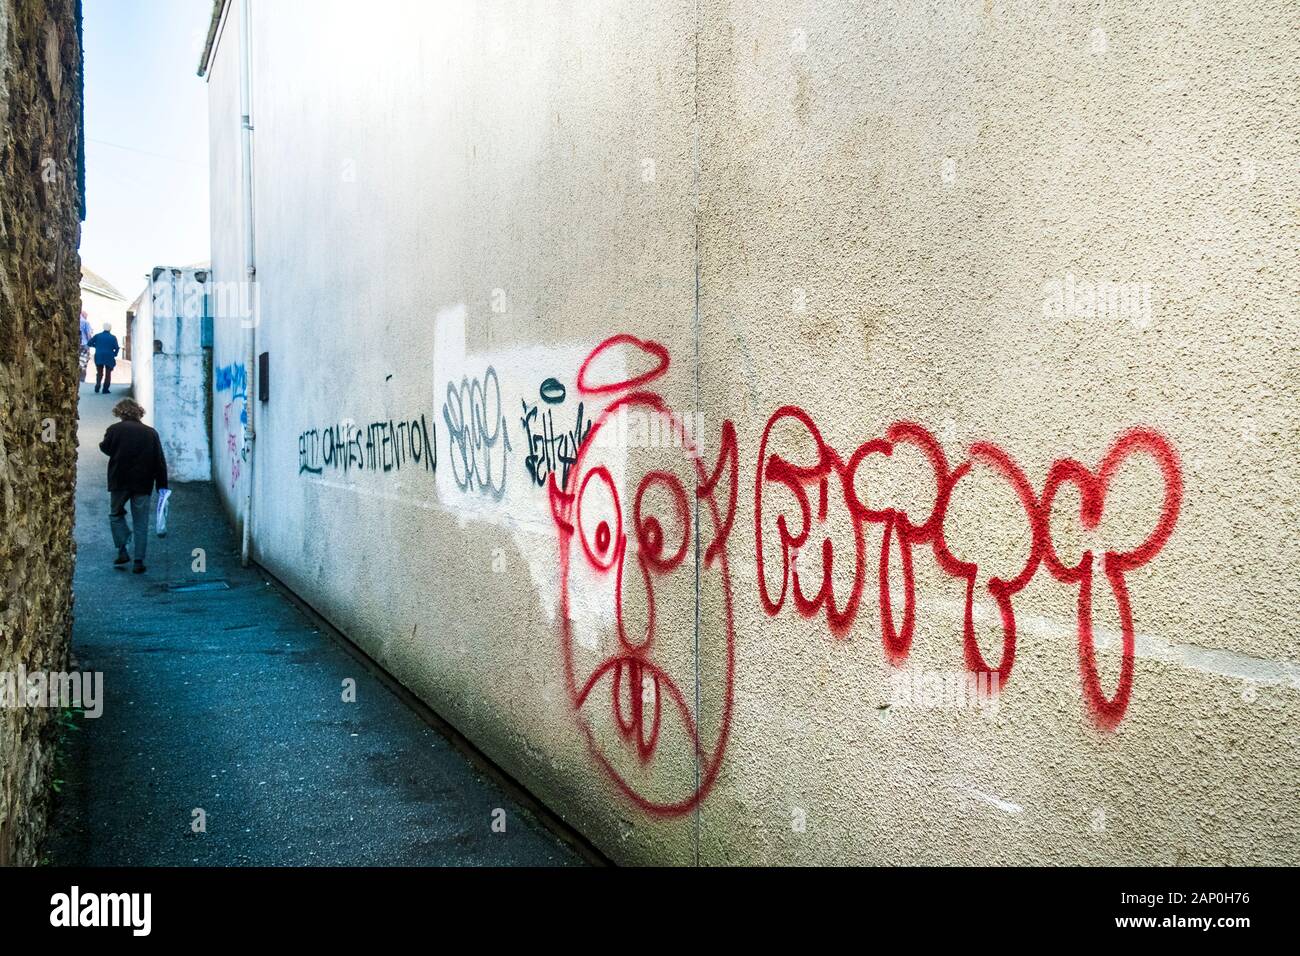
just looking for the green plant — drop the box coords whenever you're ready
[49,705,84,794]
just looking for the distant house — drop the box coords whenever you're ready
[80,265,128,356]
[125,288,146,360]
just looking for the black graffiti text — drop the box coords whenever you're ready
[299,413,436,476]
[521,393,590,491]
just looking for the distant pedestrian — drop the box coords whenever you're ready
[100,399,168,574]
[88,323,119,393]
[78,311,93,382]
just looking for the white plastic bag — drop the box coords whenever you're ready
[156,488,171,537]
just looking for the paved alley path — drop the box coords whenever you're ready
[46,382,582,866]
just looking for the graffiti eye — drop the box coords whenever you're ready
[635,471,690,573]
[578,466,621,571]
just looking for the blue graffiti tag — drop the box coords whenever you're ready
[215,362,248,400]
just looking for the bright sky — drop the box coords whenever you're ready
[80,0,214,301]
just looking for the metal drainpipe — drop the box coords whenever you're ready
[238,0,257,567]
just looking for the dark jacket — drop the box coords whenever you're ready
[100,420,168,495]
[88,331,119,367]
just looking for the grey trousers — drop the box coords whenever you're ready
[110,490,151,561]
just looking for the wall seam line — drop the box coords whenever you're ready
[691,0,702,869]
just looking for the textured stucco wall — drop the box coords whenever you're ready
[693,0,1299,865]
[0,0,82,866]
[205,0,1299,864]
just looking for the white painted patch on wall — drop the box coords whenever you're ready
[431,302,625,634]
[926,594,1300,689]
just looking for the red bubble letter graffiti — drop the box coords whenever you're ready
[1040,428,1183,729]
[548,336,1184,819]
[755,406,1182,729]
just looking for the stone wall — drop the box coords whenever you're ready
[0,0,82,867]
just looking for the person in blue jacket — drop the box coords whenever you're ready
[88,323,120,394]
[78,311,93,382]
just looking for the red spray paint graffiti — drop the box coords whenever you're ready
[223,401,244,489]
[756,412,1182,730]
[1039,429,1183,729]
[547,335,1182,816]
[932,442,1043,688]
[548,335,737,817]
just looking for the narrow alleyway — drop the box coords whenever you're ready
[45,380,582,866]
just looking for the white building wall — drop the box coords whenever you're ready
[129,268,213,482]
[126,295,152,415]
[82,286,131,385]
[80,287,126,346]
[203,0,1300,866]
[206,0,250,516]
[206,0,700,865]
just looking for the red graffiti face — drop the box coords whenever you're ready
[549,342,737,817]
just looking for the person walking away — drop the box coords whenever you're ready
[100,398,168,574]
[88,322,119,393]
[78,310,93,383]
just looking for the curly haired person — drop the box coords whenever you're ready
[99,399,168,573]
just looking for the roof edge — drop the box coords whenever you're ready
[197,0,231,78]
